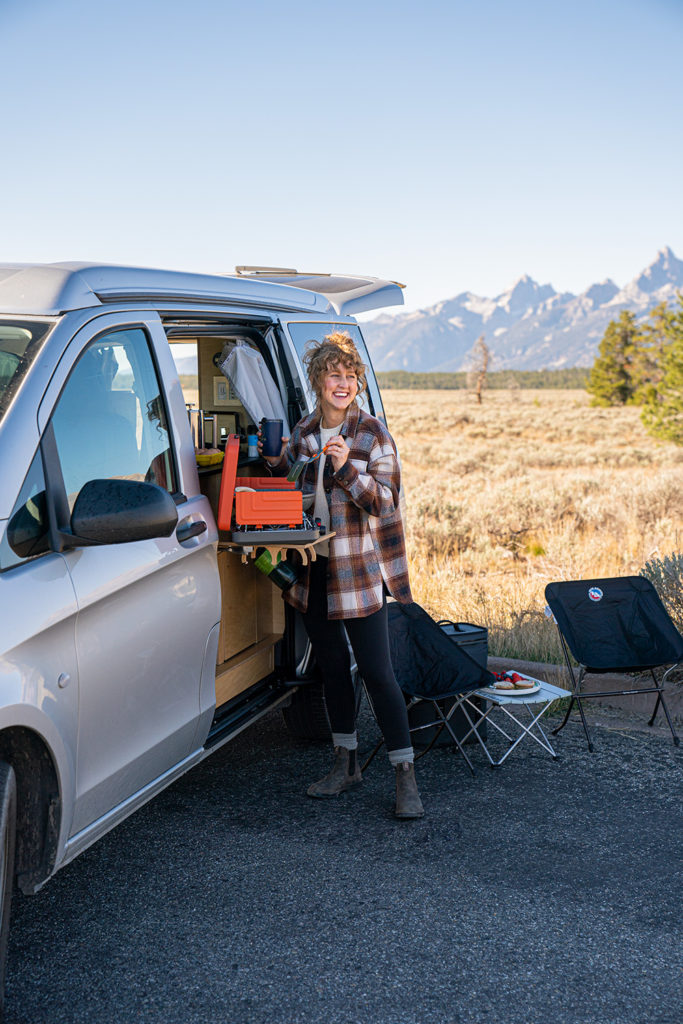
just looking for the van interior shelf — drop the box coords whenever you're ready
[197,455,263,476]
[219,533,335,566]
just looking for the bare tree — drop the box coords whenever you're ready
[467,334,491,404]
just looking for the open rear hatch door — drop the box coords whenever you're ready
[233,267,405,316]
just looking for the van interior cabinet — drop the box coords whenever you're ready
[214,549,286,707]
[217,552,258,662]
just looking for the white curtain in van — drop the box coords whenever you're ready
[219,341,290,432]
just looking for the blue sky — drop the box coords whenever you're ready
[1,0,682,311]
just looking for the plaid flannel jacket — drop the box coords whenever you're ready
[271,404,412,619]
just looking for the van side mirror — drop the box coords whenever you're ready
[70,479,178,545]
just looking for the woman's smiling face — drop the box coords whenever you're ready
[320,363,358,421]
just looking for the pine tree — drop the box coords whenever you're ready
[641,294,683,445]
[586,311,640,406]
[631,302,673,404]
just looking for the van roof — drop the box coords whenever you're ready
[233,267,405,316]
[0,262,404,317]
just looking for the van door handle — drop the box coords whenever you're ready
[177,518,207,543]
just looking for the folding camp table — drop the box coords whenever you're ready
[455,676,567,767]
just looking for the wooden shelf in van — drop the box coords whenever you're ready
[215,634,280,708]
[219,532,335,566]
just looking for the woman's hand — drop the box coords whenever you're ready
[326,435,350,472]
[257,429,289,466]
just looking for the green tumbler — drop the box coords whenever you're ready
[254,549,299,591]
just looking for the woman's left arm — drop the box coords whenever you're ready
[329,432,400,517]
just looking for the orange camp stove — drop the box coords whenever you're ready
[217,435,320,544]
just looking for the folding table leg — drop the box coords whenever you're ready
[460,697,516,745]
[492,703,560,766]
[521,703,559,757]
[456,699,504,768]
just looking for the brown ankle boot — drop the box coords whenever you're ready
[394,762,425,819]
[307,747,362,799]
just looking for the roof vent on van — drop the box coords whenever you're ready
[236,266,301,276]
[232,267,405,316]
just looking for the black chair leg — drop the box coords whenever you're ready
[661,701,681,746]
[552,659,594,750]
[413,723,446,761]
[361,738,385,772]
[551,695,575,737]
[553,694,594,751]
[441,719,476,776]
[575,695,593,752]
[552,645,580,737]
[653,670,681,745]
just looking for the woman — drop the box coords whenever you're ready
[261,332,423,819]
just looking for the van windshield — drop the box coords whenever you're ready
[0,319,53,422]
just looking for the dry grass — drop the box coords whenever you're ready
[385,389,683,662]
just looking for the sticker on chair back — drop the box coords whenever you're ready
[588,587,603,602]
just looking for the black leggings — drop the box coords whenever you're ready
[301,557,411,752]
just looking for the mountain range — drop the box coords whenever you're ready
[361,247,683,372]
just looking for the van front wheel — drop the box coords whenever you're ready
[0,762,17,1019]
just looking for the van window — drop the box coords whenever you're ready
[0,449,50,571]
[51,328,178,509]
[168,332,284,441]
[0,319,53,422]
[285,322,385,423]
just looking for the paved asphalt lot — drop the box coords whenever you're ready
[6,700,683,1024]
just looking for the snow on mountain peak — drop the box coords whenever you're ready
[360,247,683,373]
[632,246,683,294]
[498,275,556,313]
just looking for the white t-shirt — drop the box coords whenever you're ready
[313,425,338,558]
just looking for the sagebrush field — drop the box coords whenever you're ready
[385,389,683,662]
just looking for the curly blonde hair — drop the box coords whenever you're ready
[303,331,368,406]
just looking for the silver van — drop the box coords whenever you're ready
[0,262,403,1013]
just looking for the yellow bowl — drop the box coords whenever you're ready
[195,450,224,467]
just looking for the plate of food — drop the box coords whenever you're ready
[481,673,542,697]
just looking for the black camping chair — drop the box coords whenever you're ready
[545,576,681,751]
[362,602,494,775]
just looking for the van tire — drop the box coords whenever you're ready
[282,674,332,741]
[0,762,17,1020]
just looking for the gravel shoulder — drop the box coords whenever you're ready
[6,700,683,1024]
